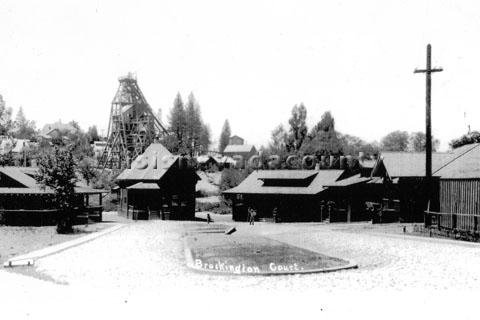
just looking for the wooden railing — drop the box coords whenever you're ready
[424,210,480,240]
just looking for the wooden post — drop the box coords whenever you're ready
[414,44,443,222]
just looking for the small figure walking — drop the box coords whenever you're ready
[272,207,278,223]
[207,213,212,224]
[248,208,256,225]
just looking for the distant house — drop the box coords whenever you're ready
[228,135,244,145]
[223,144,257,165]
[223,169,347,222]
[214,155,236,169]
[115,143,200,220]
[0,166,106,226]
[92,141,107,158]
[11,139,31,153]
[196,155,219,171]
[39,121,78,143]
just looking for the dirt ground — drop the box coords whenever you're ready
[0,212,126,264]
[2,217,480,319]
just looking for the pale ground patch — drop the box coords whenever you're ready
[195,171,221,196]
[2,217,480,319]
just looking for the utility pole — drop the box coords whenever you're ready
[414,44,443,223]
[414,44,443,179]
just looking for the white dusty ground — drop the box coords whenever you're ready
[2,218,480,319]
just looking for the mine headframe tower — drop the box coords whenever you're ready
[100,73,168,169]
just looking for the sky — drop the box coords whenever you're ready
[1,0,480,151]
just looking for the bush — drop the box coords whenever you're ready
[219,168,248,191]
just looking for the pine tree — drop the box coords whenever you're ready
[13,107,36,139]
[167,93,187,153]
[199,123,211,153]
[219,119,231,153]
[185,93,203,156]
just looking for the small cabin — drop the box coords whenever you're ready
[115,143,200,220]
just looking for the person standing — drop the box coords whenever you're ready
[249,208,256,225]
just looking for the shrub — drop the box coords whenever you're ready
[219,168,248,191]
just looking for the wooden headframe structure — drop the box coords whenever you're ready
[100,73,168,169]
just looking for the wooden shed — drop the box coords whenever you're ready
[427,143,480,235]
[115,143,200,220]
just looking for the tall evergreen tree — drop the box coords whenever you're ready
[185,93,203,156]
[13,107,36,139]
[219,119,231,153]
[167,93,187,153]
[199,123,211,153]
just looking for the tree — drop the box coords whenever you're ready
[185,93,204,156]
[167,93,187,153]
[13,107,36,139]
[219,119,231,153]
[338,133,379,156]
[86,125,100,143]
[409,132,440,152]
[449,131,480,149]
[35,147,78,234]
[380,131,409,151]
[268,124,288,155]
[300,111,341,156]
[199,123,211,153]
[0,95,13,135]
[78,158,97,186]
[0,151,15,166]
[287,103,308,152]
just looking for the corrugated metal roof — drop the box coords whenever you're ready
[223,170,344,195]
[381,152,453,177]
[435,143,480,179]
[223,144,256,154]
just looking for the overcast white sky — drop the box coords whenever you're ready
[1,0,480,151]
